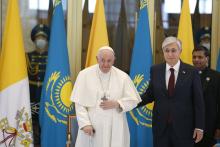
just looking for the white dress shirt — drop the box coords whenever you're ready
[165,60,180,89]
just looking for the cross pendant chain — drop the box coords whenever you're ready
[97,68,111,101]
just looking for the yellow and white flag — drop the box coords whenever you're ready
[0,0,33,146]
[85,0,109,67]
[177,0,194,64]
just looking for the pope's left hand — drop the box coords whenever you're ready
[100,100,119,110]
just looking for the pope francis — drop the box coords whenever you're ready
[70,46,141,147]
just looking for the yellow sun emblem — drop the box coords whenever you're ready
[54,76,74,113]
[45,71,74,125]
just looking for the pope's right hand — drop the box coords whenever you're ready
[82,125,95,136]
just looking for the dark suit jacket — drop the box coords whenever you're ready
[199,68,220,137]
[139,61,205,139]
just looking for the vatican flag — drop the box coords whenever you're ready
[0,0,33,146]
[178,0,194,64]
[85,0,109,67]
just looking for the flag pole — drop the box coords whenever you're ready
[66,115,72,147]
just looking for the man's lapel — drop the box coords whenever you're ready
[175,62,189,93]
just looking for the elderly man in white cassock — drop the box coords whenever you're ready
[70,46,141,147]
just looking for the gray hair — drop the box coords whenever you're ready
[162,36,182,50]
[97,46,115,58]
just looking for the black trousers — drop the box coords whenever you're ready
[153,124,194,147]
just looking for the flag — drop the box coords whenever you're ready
[0,0,33,146]
[127,1,153,146]
[177,0,194,64]
[85,0,109,67]
[217,49,220,72]
[39,0,74,146]
[113,0,131,71]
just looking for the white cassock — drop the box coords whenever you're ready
[70,64,141,147]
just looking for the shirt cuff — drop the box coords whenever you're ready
[117,100,124,112]
[195,128,204,133]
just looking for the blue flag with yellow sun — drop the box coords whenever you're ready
[127,0,153,146]
[39,0,74,146]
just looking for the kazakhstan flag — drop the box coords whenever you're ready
[127,0,153,146]
[39,0,74,146]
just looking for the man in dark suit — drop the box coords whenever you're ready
[138,36,205,147]
[192,46,220,147]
